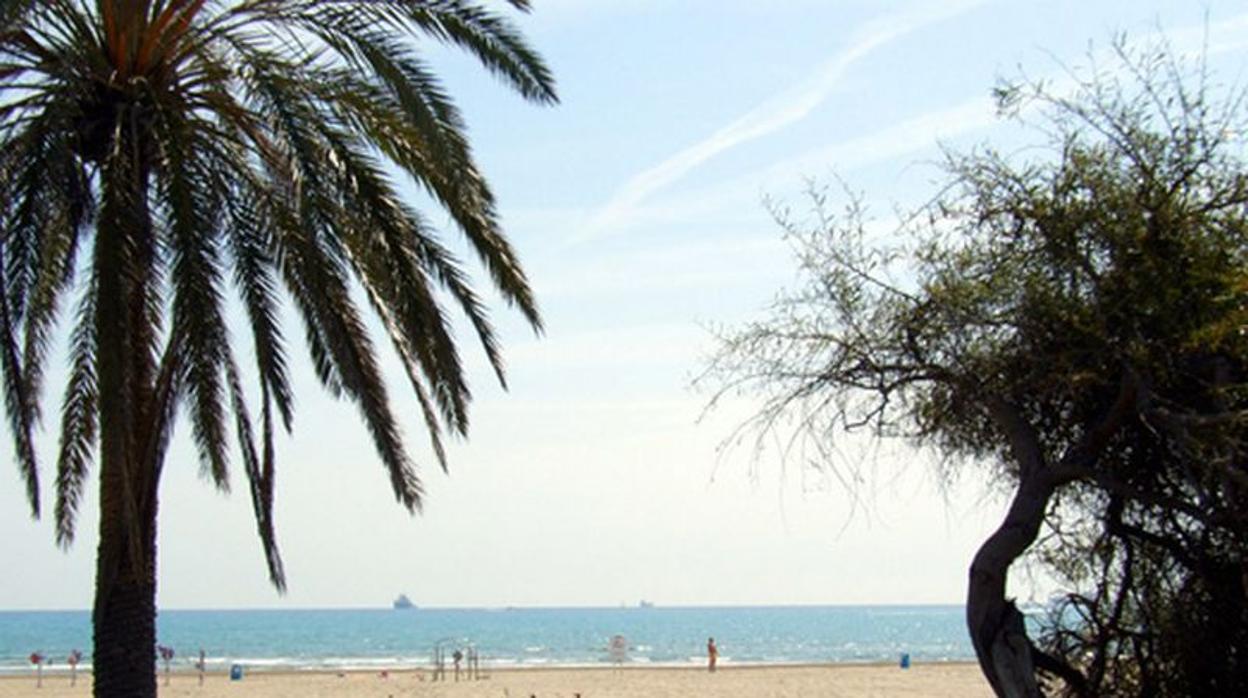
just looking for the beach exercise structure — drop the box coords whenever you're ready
[431,638,483,682]
[608,634,629,667]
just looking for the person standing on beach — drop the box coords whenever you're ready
[707,637,718,672]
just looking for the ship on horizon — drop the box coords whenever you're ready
[392,594,415,610]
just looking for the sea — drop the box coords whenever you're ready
[0,605,974,675]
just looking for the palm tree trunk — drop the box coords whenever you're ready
[90,119,161,698]
[91,504,158,698]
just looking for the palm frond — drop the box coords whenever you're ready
[221,177,294,430]
[319,129,471,429]
[54,291,98,546]
[0,0,39,32]
[303,35,543,331]
[144,332,188,494]
[0,113,66,517]
[245,68,423,505]
[317,137,458,463]
[191,71,299,432]
[224,350,285,590]
[287,159,428,505]
[0,262,38,515]
[386,0,557,104]
[286,231,425,510]
[239,56,350,397]
[157,108,232,489]
[389,186,513,385]
[18,126,92,442]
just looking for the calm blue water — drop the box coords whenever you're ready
[0,606,973,674]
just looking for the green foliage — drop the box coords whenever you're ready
[704,38,1248,696]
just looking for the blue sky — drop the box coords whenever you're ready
[4,1,1248,610]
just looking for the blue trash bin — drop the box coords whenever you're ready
[900,653,911,669]
[230,664,243,681]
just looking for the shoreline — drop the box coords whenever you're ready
[0,663,994,697]
[17,659,979,672]
[225,658,983,674]
[1,657,980,676]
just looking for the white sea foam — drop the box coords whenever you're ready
[0,605,976,672]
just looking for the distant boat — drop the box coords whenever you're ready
[638,600,654,609]
[392,594,415,610]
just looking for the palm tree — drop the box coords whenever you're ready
[0,2,556,696]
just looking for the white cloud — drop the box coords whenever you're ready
[578,0,989,241]
[566,94,997,242]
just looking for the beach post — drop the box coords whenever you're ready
[29,651,44,688]
[158,645,175,685]
[431,642,444,681]
[67,649,83,686]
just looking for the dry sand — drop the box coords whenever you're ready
[0,663,992,697]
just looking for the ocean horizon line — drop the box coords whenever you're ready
[0,601,969,614]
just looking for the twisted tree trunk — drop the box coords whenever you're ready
[971,380,1137,696]
[967,471,1053,697]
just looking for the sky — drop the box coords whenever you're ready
[4,1,1248,611]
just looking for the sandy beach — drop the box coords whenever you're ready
[0,664,992,697]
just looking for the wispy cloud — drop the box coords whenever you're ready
[577,0,988,241]
[567,94,998,241]
[568,8,1248,243]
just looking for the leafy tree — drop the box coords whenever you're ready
[0,2,555,696]
[702,40,1248,696]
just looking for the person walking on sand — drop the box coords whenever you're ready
[707,637,718,672]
